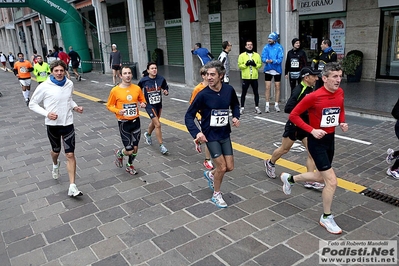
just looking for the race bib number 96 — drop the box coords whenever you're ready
[123,103,138,117]
[210,109,229,127]
[320,107,340,127]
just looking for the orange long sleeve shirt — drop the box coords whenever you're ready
[106,84,146,120]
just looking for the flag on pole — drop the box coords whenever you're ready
[185,0,199,22]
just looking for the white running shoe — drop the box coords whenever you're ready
[68,184,83,197]
[280,172,293,195]
[386,168,399,179]
[126,164,138,175]
[160,144,168,155]
[211,192,227,208]
[144,132,152,145]
[275,105,280,112]
[203,170,214,190]
[265,106,270,113]
[319,214,342,234]
[386,148,395,164]
[255,107,262,114]
[203,159,214,170]
[264,159,276,178]
[240,107,244,115]
[52,160,60,180]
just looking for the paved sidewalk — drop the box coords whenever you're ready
[0,69,398,265]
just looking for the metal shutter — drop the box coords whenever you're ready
[110,32,129,63]
[210,22,222,55]
[165,26,184,65]
[145,29,157,62]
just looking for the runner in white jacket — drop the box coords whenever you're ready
[29,60,84,197]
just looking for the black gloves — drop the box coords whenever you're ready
[246,60,256,67]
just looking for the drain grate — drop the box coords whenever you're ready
[360,188,399,207]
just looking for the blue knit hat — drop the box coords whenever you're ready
[268,32,279,41]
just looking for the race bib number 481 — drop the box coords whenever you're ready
[320,107,340,127]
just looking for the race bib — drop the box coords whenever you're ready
[290,71,300,79]
[39,71,47,77]
[123,103,138,117]
[210,109,229,127]
[318,61,326,71]
[320,107,340,127]
[148,92,161,104]
[290,58,299,68]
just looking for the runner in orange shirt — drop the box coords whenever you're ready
[106,66,147,175]
[13,52,33,106]
[189,66,214,170]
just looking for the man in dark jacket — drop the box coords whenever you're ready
[285,38,307,91]
[312,39,337,89]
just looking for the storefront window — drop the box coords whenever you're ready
[378,10,399,78]
[209,0,221,14]
[164,0,181,20]
[299,19,329,65]
[143,0,155,22]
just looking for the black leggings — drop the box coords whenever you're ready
[241,79,259,107]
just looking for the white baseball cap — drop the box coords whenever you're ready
[112,44,117,47]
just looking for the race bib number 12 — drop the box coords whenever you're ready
[210,109,229,127]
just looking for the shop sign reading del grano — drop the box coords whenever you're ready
[298,0,347,15]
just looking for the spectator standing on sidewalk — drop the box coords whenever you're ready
[29,60,84,197]
[139,62,170,155]
[8,52,15,69]
[261,31,284,113]
[237,40,262,114]
[189,66,214,170]
[191,43,214,66]
[312,38,337,89]
[218,41,232,83]
[107,66,147,175]
[0,52,7,71]
[110,44,122,85]
[68,46,82,81]
[280,62,348,235]
[185,60,240,208]
[285,38,308,91]
[386,97,399,179]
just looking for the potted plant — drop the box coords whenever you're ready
[342,50,363,82]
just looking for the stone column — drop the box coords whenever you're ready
[93,0,111,73]
[40,15,54,55]
[22,21,32,57]
[30,18,41,54]
[126,0,147,75]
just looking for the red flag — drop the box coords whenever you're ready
[267,0,271,13]
[185,0,199,22]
